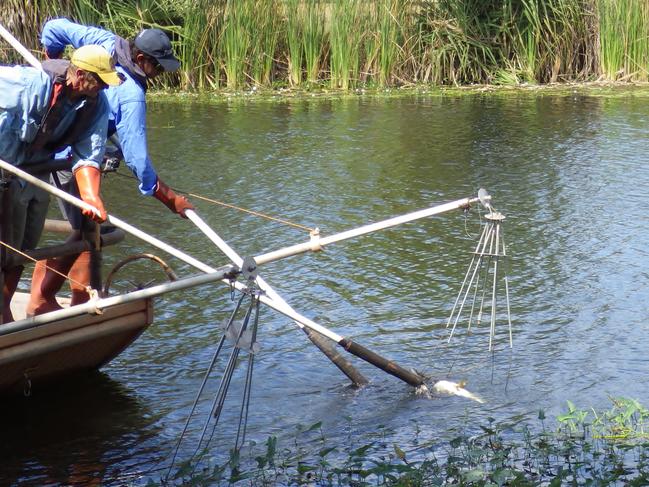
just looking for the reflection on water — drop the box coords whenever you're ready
[0,373,161,486]
[6,93,649,483]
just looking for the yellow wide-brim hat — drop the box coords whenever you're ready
[71,45,122,86]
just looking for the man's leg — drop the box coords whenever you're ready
[26,252,78,316]
[24,177,69,317]
[2,178,28,322]
[62,172,96,305]
[27,171,86,315]
[2,265,23,323]
[2,178,48,322]
[68,249,93,305]
[0,174,16,323]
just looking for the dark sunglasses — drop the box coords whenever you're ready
[145,55,164,73]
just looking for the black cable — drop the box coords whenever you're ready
[164,292,247,482]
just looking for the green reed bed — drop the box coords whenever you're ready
[413,1,497,85]
[302,0,326,85]
[248,0,281,87]
[285,0,304,86]
[599,0,649,81]
[548,0,598,82]
[518,0,545,83]
[178,1,223,90]
[5,1,649,90]
[329,0,363,89]
[220,0,252,90]
[359,0,404,87]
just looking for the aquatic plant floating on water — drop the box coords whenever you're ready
[446,189,513,351]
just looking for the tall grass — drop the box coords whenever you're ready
[179,0,224,90]
[220,0,252,90]
[599,0,649,81]
[415,0,497,85]
[0,0,79,64]
[329,0,364,89]
[285,0,304,86]
[3,0,649,89]
[302,0,326,84]
[70,0,103,25]
[377,0,404,87]
[360,0,405,86]
[507,0,596,83]
[248,0,280,86]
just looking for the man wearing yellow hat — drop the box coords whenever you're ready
[0,44,121,323]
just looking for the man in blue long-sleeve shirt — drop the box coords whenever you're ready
[41,18,193,210]
[28,18,195,315]
[0,45,121,322]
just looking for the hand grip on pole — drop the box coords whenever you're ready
[0,158,216,274]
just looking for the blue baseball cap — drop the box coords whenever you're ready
[134,28,180,72]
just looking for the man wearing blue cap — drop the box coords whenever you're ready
[29,18,194,315]
[41,18,192,213]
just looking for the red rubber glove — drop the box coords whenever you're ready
[74,166,107,223]
[154,178,194,218]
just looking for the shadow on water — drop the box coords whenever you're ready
[0,372,161,486]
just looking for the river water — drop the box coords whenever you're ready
[2,91,649,485]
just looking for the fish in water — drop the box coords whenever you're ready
[431,380,484,403]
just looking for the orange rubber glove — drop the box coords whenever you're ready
[74,166,107,223]
[154,179,194,218]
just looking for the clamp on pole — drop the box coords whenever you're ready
[240,256,258,281]
[309,228,322,252]
[478,188,493,211]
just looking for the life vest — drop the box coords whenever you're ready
[28,59,98,156]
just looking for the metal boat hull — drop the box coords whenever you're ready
[0,293,153,395]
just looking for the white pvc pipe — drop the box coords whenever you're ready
[253,196,483,265]
[0,159,351,343]
[186,210,345,342]
[0,24,42,69]
[108,215,215,274]
[185,193,485,343]
[0,268,233,336]
[0,159,347,343]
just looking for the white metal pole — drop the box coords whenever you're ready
[253,196,484,265]
[186,209,346,341]
[0,159,348,344]
[0,23,42,69]
[0,267,234,336]
[185,210,427,387]
[185,194,489,389]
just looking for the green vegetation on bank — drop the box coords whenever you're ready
[3,1,649,91]
[155,397,649,486]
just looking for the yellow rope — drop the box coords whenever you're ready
[187,193,315,233]
[111,171,315,233]
[0,240,93,293]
